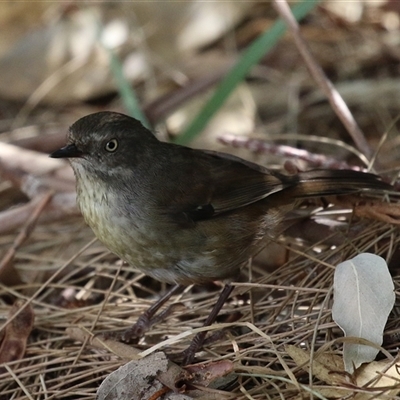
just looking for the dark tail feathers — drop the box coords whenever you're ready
[286,169,392,198]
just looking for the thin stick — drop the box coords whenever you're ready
[272,0,373,160]
[0,237,97,335]
[0,191,53,284]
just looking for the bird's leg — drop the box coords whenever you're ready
[182,283,234,365]
[121,284,182,342]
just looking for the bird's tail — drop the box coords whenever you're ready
[284,169,392,199]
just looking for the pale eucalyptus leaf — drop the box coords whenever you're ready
[332,253,395,373]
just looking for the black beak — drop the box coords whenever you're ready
[50,143,83,159]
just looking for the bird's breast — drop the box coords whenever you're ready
[71,162,282,285]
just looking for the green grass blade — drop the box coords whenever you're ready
[92,5,150,128]
[108,50,151,129]
[175,0,320,145]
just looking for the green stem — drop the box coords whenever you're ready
[175,0,320,145]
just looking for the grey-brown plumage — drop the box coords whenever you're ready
[50,111,392,364]
[51,111,391,285]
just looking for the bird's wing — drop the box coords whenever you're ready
[164,148,294,224]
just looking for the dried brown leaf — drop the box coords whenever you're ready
[0,300,35,373]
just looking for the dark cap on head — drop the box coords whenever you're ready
[69,112,153,140]
[50,112,158,160]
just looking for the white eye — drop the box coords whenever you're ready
[105,139,118,152]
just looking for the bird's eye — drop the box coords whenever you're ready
[105,139,118,152]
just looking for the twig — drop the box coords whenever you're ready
[144,66,232,124]
[0,191,53,285]
[0,165,78,234]
[272,0,373,161]
[218,133,360,170]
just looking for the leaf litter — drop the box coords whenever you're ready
[0,2,400,399]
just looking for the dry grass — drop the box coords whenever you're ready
[0,210,399,399]
[0,2,400,399]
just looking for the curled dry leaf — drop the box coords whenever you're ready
[96,352,194,400]
[332,253,395,373]
[286,344,351,398]
[69,327,234,399]
[182,361,235,391]
[285,345,346,387]
[0,300,35,373]
[353,359,400,399]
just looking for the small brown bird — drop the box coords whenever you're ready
[50,111,391,364]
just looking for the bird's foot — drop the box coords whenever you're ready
[120,302,184,343]
[120,313,152,342]
[180,331,207,366]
